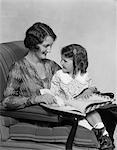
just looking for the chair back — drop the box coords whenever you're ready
[0,41,28,102]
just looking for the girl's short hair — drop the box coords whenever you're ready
[61,44,88,75]
[24,22,57,51]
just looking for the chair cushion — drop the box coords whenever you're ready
[1,105,99,148]
[0,105,59,123]
[9,122,99,148]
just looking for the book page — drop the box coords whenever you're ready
[40,94,114,116]
[67,94,113,114]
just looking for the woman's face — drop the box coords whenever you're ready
[35,36,54,59]
[60,55,73,75]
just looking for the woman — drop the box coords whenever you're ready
[2,22,61,109]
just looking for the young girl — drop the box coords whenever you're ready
[47,44,114,150]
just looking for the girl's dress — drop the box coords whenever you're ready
[49,70,114,114]
[50,69,93,101]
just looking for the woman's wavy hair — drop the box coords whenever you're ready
[24,22,57,52]
[61,44,88,75]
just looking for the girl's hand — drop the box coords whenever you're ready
[35,94,57,105]
[82,88,93,99]
[89,86,97,93]
[77,87,96,99]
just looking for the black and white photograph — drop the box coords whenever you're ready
[0,0,117,149]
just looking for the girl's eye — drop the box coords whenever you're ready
[63,59,68,62]
[62,59,67,63]
[43,44,50,48]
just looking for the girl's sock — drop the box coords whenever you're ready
[93,122,113,149]
[94,122,109,136]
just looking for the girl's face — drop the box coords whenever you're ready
[60,55,73,75]
[35,35,54,59]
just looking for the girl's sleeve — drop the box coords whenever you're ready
[50,71,67,101]
[2,63,35,110]
[85,73,98,92]
[50,72,61,96]
[85,73,94,87]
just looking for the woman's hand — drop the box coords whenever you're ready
[34,94,57,105]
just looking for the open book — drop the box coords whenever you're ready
[40,90,114,116]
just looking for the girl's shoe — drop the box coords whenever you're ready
[92,128,114,150]
[99,135,114,150]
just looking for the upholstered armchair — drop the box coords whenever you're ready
[0,41,100,150]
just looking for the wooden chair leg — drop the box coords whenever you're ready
[66,117,79,150]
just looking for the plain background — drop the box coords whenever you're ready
[0,0,117,94]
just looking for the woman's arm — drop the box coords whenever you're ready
[2,62,58,110]
[2,63,37,109]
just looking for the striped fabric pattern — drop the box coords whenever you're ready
[0,41,28,102]
[85,94,115,114]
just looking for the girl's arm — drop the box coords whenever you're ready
[50,72,66,106]
[85,73,97,93]
[76,73,97,99]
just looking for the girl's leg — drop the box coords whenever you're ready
[86,110,102,127]
[86,111,114,150]
[98,109,117,143]
[78,119,93,130]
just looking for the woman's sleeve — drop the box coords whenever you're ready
[2,63,35,110]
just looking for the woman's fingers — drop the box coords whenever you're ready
[42,94,57,104]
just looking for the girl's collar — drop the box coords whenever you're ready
[58,70,87,84]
